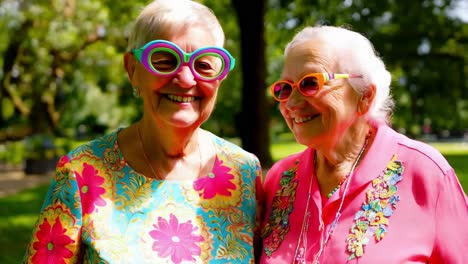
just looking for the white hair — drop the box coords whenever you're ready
[127,0,225,51]
[285,25,394,124]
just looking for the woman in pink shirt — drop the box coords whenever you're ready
[260,25,468,263]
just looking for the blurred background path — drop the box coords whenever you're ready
[0,165,52,198]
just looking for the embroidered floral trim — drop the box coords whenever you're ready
[346,154,404,260]
[261,160,299,257]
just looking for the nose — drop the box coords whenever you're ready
[285,87,306,110]
[173,66,196,88]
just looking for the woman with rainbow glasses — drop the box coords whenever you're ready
[24,0,263,263]
[260,25,468,263]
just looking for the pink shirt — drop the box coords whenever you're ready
[260,124,468,263]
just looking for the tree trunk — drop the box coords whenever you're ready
[232,0,273,168]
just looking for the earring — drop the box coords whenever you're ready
[132,86,140,98]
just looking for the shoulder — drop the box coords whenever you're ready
[394,132,452,175]
[75,130,116,152]
[264,149,309,188]
[60,129,120,166]
[206,130,259,162]
[268,151,304,172]
[375,125,452,175]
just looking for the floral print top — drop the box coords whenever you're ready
[260,124,468,264]
[24,129,263,264]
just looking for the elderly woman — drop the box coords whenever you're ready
[260,25,468,263]
[24,0,263,263]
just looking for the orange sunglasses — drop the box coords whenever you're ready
[270,72,362,102]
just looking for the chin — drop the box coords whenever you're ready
[293,130,321,147]
[162,116,193,127]
[168,118,198,128]
[295,137,310,147]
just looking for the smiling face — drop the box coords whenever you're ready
[279,40,361,148]
[125,27,223,130]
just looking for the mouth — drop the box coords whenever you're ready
[293,114,320,124]
[166,94,198,103]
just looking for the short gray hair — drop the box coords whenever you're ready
[127,0,225,51]
[285,25,394,124]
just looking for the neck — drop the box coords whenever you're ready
[139,118,200,159]
[136,118,204,180]
[315,121,372,191]
[316,120,371,169]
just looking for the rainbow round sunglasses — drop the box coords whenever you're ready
[270,72,362,101]
[131,40,235,82]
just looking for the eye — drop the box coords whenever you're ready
[152,58,178,72]
[299,76,320,95]
[194,55,223,77]
[151,51,178,72]
[276,83,292,100]
[194,60,214,71]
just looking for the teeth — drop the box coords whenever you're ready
[167,94,195,103]
[294,116,314,124]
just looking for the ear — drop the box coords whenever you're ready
[357,84,376,115]
[124,52,137,83]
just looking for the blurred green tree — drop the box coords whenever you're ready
[265,0,468,138]
[0,0,466,168]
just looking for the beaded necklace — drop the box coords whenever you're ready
[313,130,371,263]
[292,129,372,264]
[327,177,347,198]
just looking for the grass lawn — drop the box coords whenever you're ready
[1,142,466,263]
[0,184,49,263]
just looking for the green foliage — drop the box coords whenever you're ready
[0,141,25,165]
[0,136,76,165]
[0,0,146,137]
[24,134,57,159]
[0,0,466,143]
[265,0,468,137]
[22,134,75,160]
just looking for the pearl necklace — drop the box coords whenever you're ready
[293,130,372,264]
[136,123,203,180]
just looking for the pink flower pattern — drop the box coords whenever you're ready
[149,214,203,263]
[32,218,74,264]
[76,162,106,215]
[56,155,70,168]
[193,157,236,199]
[24,130,259,263]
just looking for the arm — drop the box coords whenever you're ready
[24,155,83,263]
[430,168,468,263]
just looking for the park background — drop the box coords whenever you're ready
[0,0,467,263]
